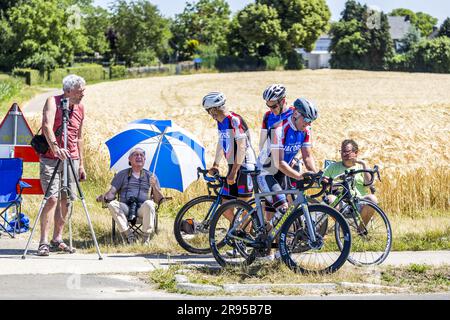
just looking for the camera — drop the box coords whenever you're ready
[126,196,141,224]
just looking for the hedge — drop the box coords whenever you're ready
[110,65,127,79]
[12,68,47,85]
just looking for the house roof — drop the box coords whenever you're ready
[388,16,412,40]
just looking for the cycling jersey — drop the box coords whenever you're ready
[257,115,312,174]
[217,112,256,166]
[261,106,294,131]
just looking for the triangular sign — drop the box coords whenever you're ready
[0,103,35,145]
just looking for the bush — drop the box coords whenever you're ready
[215,55,266,72]
[67,64,105,82]
[285,51,304,70]
[49,68,69,84]
[408,37,450,73]
[110,65,127,79]
[263,55,284,71]
[0,78,22,102]
[388,54,409,71]
[12,68,47,85]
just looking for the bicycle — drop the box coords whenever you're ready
[173,167,226,254]
[209,170,352,274]
[325,165,392,266]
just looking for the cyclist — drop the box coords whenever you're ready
[203,92,257,221]
[323,139,377,229]
[256,97,319,259]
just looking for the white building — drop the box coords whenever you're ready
[298,35,332,69]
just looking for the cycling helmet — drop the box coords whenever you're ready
[293,98,318,121]
[262,84,286,101]
[202,92,226,109]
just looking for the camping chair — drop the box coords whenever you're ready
[110,196,172,243]
[0,158,31,238]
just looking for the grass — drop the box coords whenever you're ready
[148,262,450,296]
[381,264,450,293]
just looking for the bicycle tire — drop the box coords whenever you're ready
[209,199,257,268]
[279,204,351,274]
[174,195,218,254]
[335,200,392,266]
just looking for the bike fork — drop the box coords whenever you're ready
[301,204,317,243]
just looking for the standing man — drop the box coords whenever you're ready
[203,92,256,220]
[37,74,86,256]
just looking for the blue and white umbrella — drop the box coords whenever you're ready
[105,119,206,192]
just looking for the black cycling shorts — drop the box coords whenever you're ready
[222,164,254,199]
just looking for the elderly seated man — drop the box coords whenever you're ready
[96,147,164,244]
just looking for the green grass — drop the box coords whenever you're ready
[393,228,450,251]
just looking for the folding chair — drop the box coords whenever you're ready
[0,158,31,238]
[110,197,171,243]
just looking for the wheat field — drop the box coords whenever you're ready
[22,69,450,250]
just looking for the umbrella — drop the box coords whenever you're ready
[105,119,206,192]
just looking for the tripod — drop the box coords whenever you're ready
[22,98,103,260]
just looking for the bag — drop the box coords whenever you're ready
[30,129,49,154]
[30,126,62,155]
[6,213,30,233]
[180,218,198,234]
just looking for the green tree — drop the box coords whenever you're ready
[398,25,421,53]
[0,0,20,18]
[257,0,330,52]
[228,3,286,58]
[330,1,393,70]
[438,17,450,38]
[111,0,171,66]
[82,5,111,57]
[228,0,330,69]
[170,0,231,61]
[0,0,88,72]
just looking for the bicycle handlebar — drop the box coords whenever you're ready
[197,167,224,191]
[331,165,381,186]
[298,171,331,198]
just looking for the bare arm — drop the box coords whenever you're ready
[272,148,302,180]
[42,97,69,160]
[227,138,245,184]
[301,147,317,173]
[96,186,117,202]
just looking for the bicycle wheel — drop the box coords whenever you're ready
[209,199,257,268]
[279,204,351,274]
[335,200,392,266]
[174,195,219,254]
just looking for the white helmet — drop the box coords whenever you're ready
[263,84,286,101]
[202,92,226,109]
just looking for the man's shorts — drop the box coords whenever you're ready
[40,157,79,201]
[222,164,254,200]
[256,171,288,211]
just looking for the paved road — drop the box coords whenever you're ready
[0,235,449,299]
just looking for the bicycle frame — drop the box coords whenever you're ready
[228,187,320,249]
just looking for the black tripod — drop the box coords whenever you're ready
[22,98,103,260]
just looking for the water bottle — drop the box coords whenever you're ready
[267,207,287,230]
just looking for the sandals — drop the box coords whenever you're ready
[50,239,76,254]
[37,243,50,256]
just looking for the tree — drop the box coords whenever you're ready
[438,17,450,38]
[256,0,330,52]
[170,0,231,61]
[111,0,171,66]
[228,3,286,58]
[0,0,20,18]
[0,0,89,72]
[81,5,111,57]
[228,0,330,69]
[330,1,393,70]
[398,25,421,53]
